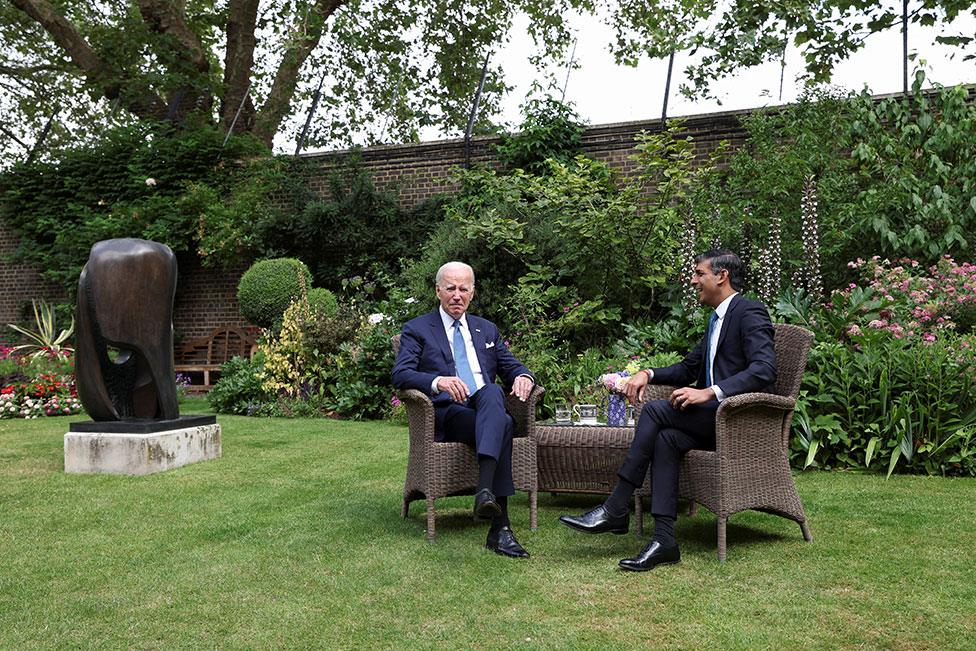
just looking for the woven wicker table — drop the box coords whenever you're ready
[534,423,651,534]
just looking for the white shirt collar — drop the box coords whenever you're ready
[439,306,468,329]
[714,292,737,320]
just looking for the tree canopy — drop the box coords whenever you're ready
[1,0,973,161]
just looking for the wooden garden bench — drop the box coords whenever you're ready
[174,325,256,390]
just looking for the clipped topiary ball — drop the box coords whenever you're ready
[237,258,312,329]
[306,287,339,318]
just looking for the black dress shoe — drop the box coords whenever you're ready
[474,488,502,520]
[486,526,529,558]
[618,540,680,571]
[559,505,629,535]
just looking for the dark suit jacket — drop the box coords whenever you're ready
[391,310,532,407]
[653,294,776,397]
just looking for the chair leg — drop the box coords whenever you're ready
[688,501,699,517]
[530,489,538,531]
[634,496,643,536]
[800,520,813,542]
[717,517,727,563]
[426,497,436,543]
[401,498,409,518]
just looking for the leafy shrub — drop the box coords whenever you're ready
[237,258,312,329]
[332,316,398,420]
[0,124,270,293]
[495,96,585,175]
[794,330,976,477]
[306,288,339,318]
[207,354,271,416]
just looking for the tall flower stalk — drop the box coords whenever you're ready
[800,174,824,299]
[756,209,782,304]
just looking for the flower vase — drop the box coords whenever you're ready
[607,392,627,426]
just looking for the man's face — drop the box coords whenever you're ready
[690,259,727,308]
[436,267,475,319]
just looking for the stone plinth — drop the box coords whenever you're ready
[64,418,221,475]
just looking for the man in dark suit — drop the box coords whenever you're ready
[559,250,776,570]
[392,261,535,558]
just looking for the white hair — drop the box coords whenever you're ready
[435,261,475,287]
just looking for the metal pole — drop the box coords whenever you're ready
[296,72,327,156]
[464,53,491,169]
[222,82,252,150]
[26,110,58,164]
[902,0,909,94]
[560,38,578,103]
[662,50,675,121]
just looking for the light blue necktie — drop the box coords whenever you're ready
[704,311,719,386]
[452,320,478,396]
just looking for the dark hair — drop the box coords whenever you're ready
[694,249,743,291]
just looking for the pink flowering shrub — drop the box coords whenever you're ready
[836,255,976,341]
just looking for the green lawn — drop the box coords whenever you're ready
[2,399,974,649]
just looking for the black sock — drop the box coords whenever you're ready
[477,455,497,493]
[603,479,637,517]
[490,495,510,532]
[652,515,676,547]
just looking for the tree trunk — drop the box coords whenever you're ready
[253,0,346,147]
[10,0,168,121]
[221,0,260,133]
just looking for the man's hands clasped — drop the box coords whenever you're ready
[436,375,534,403]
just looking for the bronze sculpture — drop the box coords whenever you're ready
[75,238,179,421]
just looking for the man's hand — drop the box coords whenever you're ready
[623,370,649,405]
[669,386,715,411]
[436,376,470,403]
[510,375,533,402]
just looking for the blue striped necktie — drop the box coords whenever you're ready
[452,320,478,396]
[704,311,719,386]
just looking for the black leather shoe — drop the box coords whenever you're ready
[559,505,629,535]
[618,540,680,571]
[486,526,529,558]
[474,488,501,520]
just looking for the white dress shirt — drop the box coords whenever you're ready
[430,307,486,394]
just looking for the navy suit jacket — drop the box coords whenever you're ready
[392,310,533,407]
[653,294,776,397]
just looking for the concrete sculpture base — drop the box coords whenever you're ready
[64,418,221,475]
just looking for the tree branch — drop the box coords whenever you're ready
[9,0,167,120]
[254,0,346,146]
[220,0,259,132]
[135,0,210,74]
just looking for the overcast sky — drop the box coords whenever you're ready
[416,10,976,142]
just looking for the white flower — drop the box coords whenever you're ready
[145,178,157,187]
[368,313,386,324]
[404,297,416,304]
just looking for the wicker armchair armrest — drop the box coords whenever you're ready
[398,389,436,445]
[714,392,796,456]
[506,384,545,438]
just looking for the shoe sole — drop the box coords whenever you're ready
[559,519,629,535]
[474,502,502,520]
[618,559,680,572]
[486,545,529,559]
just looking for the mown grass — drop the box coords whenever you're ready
[1,398,974,649]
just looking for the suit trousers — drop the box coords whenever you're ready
[435,384,515,497]
[617,398,718,519]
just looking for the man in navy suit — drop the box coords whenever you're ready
[392,261,535,558]
[560,250,776,570]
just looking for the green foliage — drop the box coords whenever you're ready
[206,354,271,416]
[845,74,976,263]
[251,158,442,288]
[7,299,74,358]
[332,317,399,420]
[0,124,270,292]
[495,96,585,175]
[306,288,339,319]
[405,122,711,351]
[236,258,313,330]
[794,330,976,477]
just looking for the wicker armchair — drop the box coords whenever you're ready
[392,335,542,542]
[638,323,815,561]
